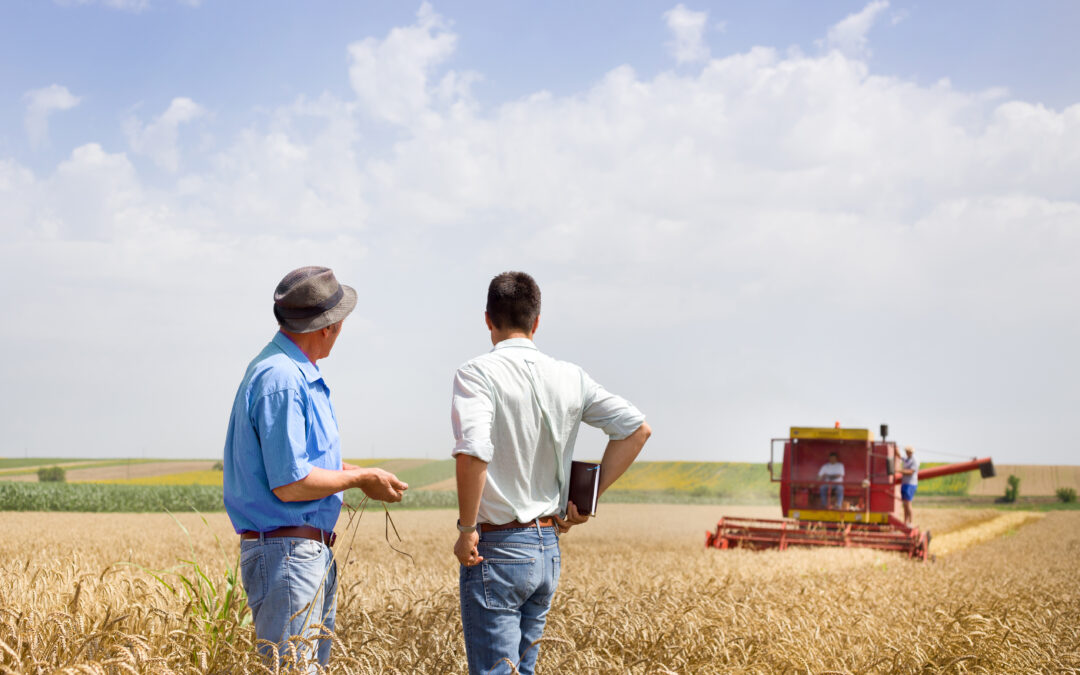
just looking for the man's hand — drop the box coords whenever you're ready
[355,467,408,503]
[455,530,483,566]
[553,500,590,534]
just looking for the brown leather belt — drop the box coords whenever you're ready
[241,525,336,548]
[480,517,555,532]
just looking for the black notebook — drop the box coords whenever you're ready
[568,461,601,516]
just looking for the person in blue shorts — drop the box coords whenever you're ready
[899,445,919,525]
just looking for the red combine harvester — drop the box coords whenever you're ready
[706,424,995,560]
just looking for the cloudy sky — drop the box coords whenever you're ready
[2,1,1078,465]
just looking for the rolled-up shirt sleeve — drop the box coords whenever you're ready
[251,388,314,490]
[581,371,645,440]
[451,365,495,462]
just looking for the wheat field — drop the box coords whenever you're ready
[0,504,1076,674]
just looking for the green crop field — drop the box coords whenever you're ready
[6,457,1072,514]
[603,461,776,501]
[915,462,972,496]
[0,483,225,512]
[345,458,455,489]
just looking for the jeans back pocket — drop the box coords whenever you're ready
[479,545,540,610]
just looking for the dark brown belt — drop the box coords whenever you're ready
[241,525,336,548]
[480,517,555,532]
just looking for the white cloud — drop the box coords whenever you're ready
[825,0,889,57]
[346,2,469,126]
[664,4,711,64]
[2,5,1079,463]
[22,84,81,148]
[125,97,206,171]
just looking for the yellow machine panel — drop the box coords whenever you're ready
[790,427,874,441]
[788,509,890,524]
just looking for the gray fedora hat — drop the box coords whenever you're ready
[273,266,357,333]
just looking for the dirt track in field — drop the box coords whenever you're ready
[421,476,457,491]
[0,460,110,476]
[1,460,218,482]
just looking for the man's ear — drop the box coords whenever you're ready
[485,312,494,331]
[531,314,540,335]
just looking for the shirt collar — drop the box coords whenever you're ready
[272,331,324,384]
[492,337,538,352]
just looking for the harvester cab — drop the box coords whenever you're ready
[708,424,995,560]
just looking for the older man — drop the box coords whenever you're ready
[224,266,408,668]
[451,271,652,675]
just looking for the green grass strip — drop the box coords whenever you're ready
[0,482,225,512]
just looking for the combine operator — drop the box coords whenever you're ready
[818,452,845,509]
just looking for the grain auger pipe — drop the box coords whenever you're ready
[910,457,996,481]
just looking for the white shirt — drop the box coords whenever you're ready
[451,338,645,525]
[902,455,919,485]
[818,461,845,483]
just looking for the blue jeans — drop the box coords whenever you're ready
[820,483,844,507]
[459,525,561,675]
[240,536,338,670]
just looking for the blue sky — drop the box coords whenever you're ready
[4,1,1079,169]
[1,1,1078,465]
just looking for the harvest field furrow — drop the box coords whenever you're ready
[0,505,1075,673]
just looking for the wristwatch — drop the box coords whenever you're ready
[456,519,477,534]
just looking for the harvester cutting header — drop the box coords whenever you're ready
[706,424,995,560]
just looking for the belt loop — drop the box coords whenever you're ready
[258,530,265,544]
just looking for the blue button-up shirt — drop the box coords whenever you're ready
[224,332,343,534]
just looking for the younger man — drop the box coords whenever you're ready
[451,271,651,675]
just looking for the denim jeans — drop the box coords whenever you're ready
[820,483,844,507]
[459,524,561,675]
[240,536,338,670]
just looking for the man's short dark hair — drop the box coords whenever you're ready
[487,271,541,332]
